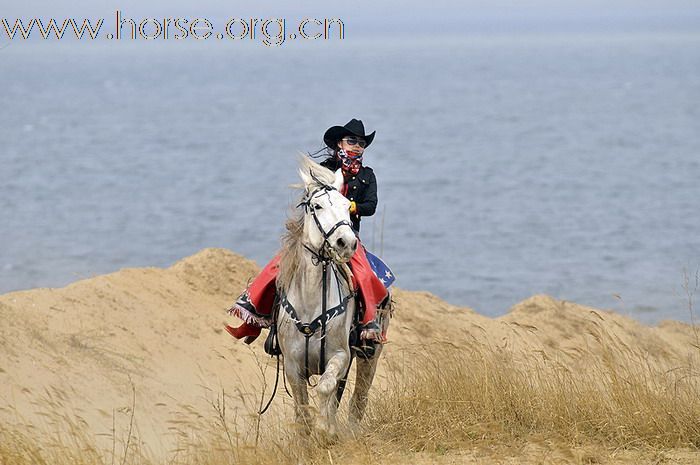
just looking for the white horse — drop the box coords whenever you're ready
[275,156,389,438]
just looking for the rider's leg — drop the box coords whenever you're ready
[225,254,281,342]
[350,244,388,340]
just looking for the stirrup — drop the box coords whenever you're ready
[352,321,380,359]
[353,338,377,360]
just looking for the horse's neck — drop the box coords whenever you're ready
[288,253,344,319]
[296,254,324,307]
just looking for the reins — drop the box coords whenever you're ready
[258,294,291,415]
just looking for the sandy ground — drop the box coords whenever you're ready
[1,248,698,462]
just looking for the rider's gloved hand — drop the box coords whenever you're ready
[349,201,357,214]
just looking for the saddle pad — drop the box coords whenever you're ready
[365,250,395,288]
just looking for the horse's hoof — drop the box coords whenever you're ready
[348,416,361,430]
[313,426,339,446]
[294,412,314,436]
[291,422,312,437]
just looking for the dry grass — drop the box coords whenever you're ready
[371,330,700,453]
[2,322,699,465]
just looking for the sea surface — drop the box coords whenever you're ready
[1,32,699,323]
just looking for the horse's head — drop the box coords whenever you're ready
[298,163,357,263]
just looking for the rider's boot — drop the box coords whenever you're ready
[356,320,381,359]
[225,322,261,344]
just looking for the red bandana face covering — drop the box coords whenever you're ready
[338,149,363,176]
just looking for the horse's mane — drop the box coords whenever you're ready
[277,156,337,292]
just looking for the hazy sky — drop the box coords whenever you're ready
[0,0,697,44]
[3,0,699,30]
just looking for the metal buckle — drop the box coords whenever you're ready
[300,324,313,336]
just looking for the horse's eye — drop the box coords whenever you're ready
[314,204,323,210]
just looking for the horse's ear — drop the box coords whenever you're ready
[332,169,344,191]
[298,168,313,187]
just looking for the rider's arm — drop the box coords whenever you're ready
[355,169,377,217]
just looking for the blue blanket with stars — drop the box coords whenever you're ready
[365,250,395,289]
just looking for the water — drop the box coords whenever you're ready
[1,33,699,323]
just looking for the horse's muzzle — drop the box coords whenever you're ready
[333,231,357,262]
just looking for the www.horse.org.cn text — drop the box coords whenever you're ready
[1,11,345,47]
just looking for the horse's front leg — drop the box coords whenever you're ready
[317,350,350,439]
[284,357,312,434]
[349,344,383,428]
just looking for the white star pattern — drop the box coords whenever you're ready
[385,270,393,279]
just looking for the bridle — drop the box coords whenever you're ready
[296,174,354,264]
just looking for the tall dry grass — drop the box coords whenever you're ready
[369,325,700,453]
[2,320,699,465]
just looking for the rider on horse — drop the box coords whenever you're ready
[225,119,389,347]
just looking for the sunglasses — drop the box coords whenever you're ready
[342,137,367,148]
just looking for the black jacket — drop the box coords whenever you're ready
[320,157,377,233]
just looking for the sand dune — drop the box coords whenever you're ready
[1,248,697,460]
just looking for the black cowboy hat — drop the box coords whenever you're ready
[323,118,376,149]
